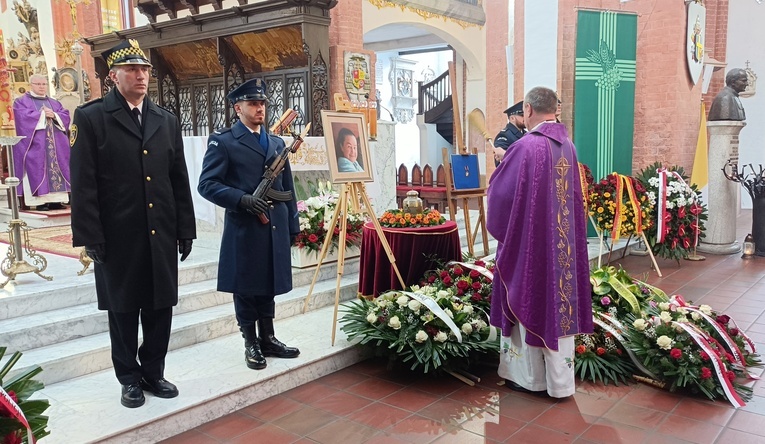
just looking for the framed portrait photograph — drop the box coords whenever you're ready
[321,110,374,184]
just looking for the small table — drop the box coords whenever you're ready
[359,220,462,297]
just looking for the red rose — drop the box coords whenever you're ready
[678,206,686,219]
[729,328,739,337]
[428,275,436,283]
[469,269,480,279]
[701,367,712,379]
[472,281,482,290]
[334,227,340,235]
[456,280,469,290]
[471,294,482,302]
[596,347,606,356]
[474,260,485,267]
[456,288,464,296]
[308,234,318,243]
[670,348,683,359]
[575,345,586,354]
[440,270,449,279]
[699,351,710,361]
[453,266,464,276]
[716,315,730,325]
[442,276,453,286]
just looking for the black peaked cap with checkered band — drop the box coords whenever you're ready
[103,39,152,70]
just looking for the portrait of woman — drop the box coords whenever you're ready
[335,127,364,172]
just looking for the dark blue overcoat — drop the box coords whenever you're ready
[198,121,299,295]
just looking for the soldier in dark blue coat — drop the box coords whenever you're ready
[493,100,526,166]
[198,78,300,370]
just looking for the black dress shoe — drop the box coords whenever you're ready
[260,335,300,358]
[121,383,145,408]
[505,379,548,397]
[48,202,65,210]
[140,378,179,398]
[35,204,49,211]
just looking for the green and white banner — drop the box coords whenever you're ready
[574,10,638,182]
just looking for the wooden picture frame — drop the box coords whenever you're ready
[321,110,374,184]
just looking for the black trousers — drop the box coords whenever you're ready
[107,307,173,385]
[233,293,275,327]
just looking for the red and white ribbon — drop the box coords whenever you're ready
[594,313,659,380]
[0,386,34,444]
[672,321,746,408]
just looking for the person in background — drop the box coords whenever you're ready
[487,86,592,398]
[198,77,301,371]
[12,74,71,210]
[70,39,196,408]
[335,127,364,172]
[492,100,525,166]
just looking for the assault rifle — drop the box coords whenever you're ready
[252,111,311,225]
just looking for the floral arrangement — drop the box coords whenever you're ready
[0,347,49,444]
[636,163,708,261]
[418,258,495,314]
[294,183,366,253]
[340,285,499,373]
[576,266,668,385]
[587,172,653,239]
[623,296,759,404]
[379,208,445,229]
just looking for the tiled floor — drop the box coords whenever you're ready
[162,212,765,444]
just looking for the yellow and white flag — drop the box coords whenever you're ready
[690,102,708,208]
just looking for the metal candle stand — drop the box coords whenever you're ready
[0,135,52,287]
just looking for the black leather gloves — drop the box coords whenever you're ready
[85,244,106,263]
[178,239,193,262]
[239,195,269,216]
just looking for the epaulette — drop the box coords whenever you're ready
[78,97,103,109]
[213,127,232,135]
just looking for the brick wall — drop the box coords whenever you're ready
[52,1,101,97]
[513,0,525,102]
[485,0,509,150]
[702,0,729,110]
[555,0,715,176]
[328,1,375,107]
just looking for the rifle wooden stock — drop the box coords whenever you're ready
[270,109,298,135]
[253,123,311,224]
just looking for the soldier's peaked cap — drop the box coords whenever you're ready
[227,78,268,104]
[103,39,152,70]
[504,100,524,116]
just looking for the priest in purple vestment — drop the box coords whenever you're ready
[487,86,592,398]
[12,74,71,210]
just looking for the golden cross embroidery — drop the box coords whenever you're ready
[555,157,570,178]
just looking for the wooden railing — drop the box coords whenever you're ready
[418,69,450,115]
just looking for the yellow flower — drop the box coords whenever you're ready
[604,192,611,198]
[597,207,604,214]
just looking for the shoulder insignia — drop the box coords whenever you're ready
[213,127,231,135]
[69,124,78,147]
[208,140,219,147]
[79,97,102,109]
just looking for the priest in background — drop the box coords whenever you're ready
[12,74,71,210]
[487,86,592,398]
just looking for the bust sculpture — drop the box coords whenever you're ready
[708,68,747,121]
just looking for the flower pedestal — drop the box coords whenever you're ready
[290,245,360,268]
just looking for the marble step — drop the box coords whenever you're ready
[38,305,368,444]
[5,273,361,386]
[0,207,73,228]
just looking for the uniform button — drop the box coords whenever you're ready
[272,226,277,231]
[148,203,154,208]
[146,176,151,181]
[269,204,274,209]
[143,150,148,155]
[151,230,156,235]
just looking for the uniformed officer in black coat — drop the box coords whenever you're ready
[198,78,300,370]
[70,40,196,408]
[493,100,526,166]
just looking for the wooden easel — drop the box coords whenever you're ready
[302,181,405,345]
[443,61,489,257]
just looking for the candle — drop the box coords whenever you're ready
[368,105,377,140]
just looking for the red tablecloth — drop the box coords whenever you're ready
[359,220,461,297]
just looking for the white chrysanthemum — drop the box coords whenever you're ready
[461,323,473,335]
[434,331,448,342]
[408,300,422,312]
[388,316,401,330]
[648,177,659,187]
[415,330,428,343]
[656,335,673,350]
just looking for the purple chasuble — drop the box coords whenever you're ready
[487,122,593,351]
[12,93,72,197]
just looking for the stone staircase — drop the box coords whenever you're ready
[0,207,627,443]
